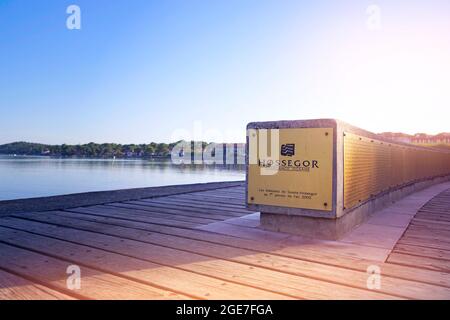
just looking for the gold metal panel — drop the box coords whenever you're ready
[344,132,450,210]
[248,128,333,211]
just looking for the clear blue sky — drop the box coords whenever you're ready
[1,0,449,144]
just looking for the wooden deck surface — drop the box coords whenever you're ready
[1,183,450,300]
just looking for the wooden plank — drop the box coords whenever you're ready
[0,269,74,300]
[421,210,450,215]
[9,213,450,299]
[411,218,450,231]
[0,242,186,300]
[67,206,200,229]
[5,183,450,301]
[171,191,247,202]
[163,198,249,211]
[53,209,389,261]
[0,227,297,300]
[161,195,249,210]
[415,212,450,222]
[406,226,450,240]
[184,191,246,199]
[393,243,450,261]
[109,202,236,221]
[419,207,450,213]
[0,217,399,299]
[426,201,450,205]
[175,193,246,205]
[53,209,251,245]
[25,213,450,299]
[404,231,450,243]
[0,182,245,218]
[0,225,287,300]
[189,192,246,201]
[399,236,450,251]
[423,203,450,208]
[43,210,450,289]
[388,252,450,273]
[197,220,391,260]
[79,204,220,225]
[385,187,450,278]
[133,199,249,216]
[201,188,246,194]
[189,194,246,201]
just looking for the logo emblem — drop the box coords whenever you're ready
[281,144,295,157]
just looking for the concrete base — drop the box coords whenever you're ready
[261,175,450,240]
[261,211,367,240]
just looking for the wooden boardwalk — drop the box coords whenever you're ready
[389,188,450,272]
[1,183,450,300]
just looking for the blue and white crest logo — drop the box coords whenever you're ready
[280,144,295,157]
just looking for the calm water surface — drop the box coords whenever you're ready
[0,155,245,201]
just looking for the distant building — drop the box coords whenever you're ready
[378,132,450,147]
[412,133,450,147]
[378,132,413,144]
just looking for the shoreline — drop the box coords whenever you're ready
[0,153,172,160]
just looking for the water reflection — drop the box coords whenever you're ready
[0,155,245,201]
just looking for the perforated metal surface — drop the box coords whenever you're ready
[344,132,450,210]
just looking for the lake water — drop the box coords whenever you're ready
[0,155,245,201]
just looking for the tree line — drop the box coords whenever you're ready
[0,141,200,158]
